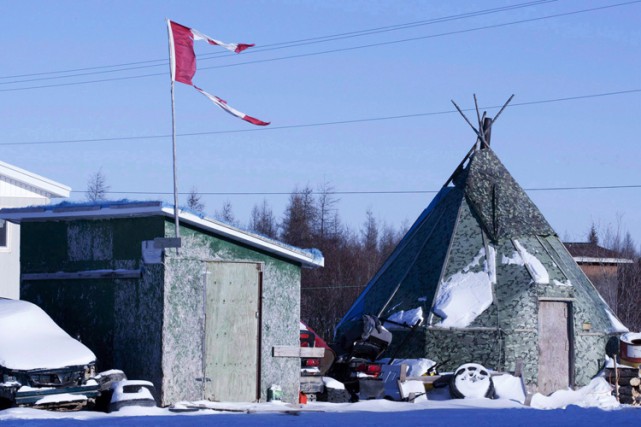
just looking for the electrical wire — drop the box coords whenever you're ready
[2,1,639,92]
[0,0,555,83]
[1,88,639,146]
[70,184,641,197]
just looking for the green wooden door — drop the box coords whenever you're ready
[204,262,261,402]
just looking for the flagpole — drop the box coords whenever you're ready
[167,19,181,248]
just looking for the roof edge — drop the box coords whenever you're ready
[0,160,71,198]
[0,200,323,269]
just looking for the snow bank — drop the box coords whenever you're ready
[530,378,619,410]
[433,248,493,328]
[0,299,95,370]
[492,374,526,404]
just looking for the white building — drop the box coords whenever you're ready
[0,160,70,298]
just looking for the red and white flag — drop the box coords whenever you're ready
[194,86,269,126]
[167,20,269,126]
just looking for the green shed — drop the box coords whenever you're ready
[0,200,323,405]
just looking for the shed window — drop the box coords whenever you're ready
[0,219,6,247]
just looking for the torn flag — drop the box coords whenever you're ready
[167,19,268,125]
[194,86,270,126]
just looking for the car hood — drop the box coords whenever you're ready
[0,299,96,371]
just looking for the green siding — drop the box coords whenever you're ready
[19,213,307,405]
[162,222,301,404]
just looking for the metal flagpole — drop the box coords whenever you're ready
[167,19,181,251]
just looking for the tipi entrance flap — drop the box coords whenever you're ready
[204,261,261,402]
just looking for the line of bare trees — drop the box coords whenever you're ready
[244,184,407,340]
[87,172,641,335]
[196,185,641,336]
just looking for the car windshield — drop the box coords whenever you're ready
[0,299,95,371]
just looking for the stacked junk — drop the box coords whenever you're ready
[320,314,497,402]
[606,333,641,405]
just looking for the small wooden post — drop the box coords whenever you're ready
[482,117,493,148]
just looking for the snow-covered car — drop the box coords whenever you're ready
[0,298,99,410]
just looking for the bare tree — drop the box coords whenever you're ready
[86,169,110,202]
[588,224,599,244]
[187,186,205,214]
[215,200,238,226]
[249,199,278,239]
[316,181,339,240]
[280,186,317,248]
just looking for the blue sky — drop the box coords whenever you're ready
[2,0,640,245]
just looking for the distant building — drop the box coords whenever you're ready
[0,160,70,299]
[564,242,633,313]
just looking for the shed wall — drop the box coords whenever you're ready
[161,223,301,405]
[20,217,166,392]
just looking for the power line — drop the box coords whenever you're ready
[70,184,641,197]
[0,0,555,83]
[2,1,639,92]
[196,0,641,73]
[2,88,639,146]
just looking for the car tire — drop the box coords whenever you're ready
[449,363,495,399]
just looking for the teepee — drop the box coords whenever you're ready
[335,101,627,394]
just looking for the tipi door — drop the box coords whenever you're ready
[203,262,261,402]
[538,301,571,394]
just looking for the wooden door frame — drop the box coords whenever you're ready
[538,297,575,389]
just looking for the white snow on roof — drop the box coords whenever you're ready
[0,299,95,370]
[384,307,423,330]
[432,248,493,328]
[0,201,323,269]
[512,240,550,285]
[605,308,629,333]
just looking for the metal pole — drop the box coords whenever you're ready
[171,80,180,242]
[166,19,181,247]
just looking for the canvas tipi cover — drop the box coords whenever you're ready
[336,145,627,393]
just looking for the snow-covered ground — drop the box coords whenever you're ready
[1,377,638,427]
